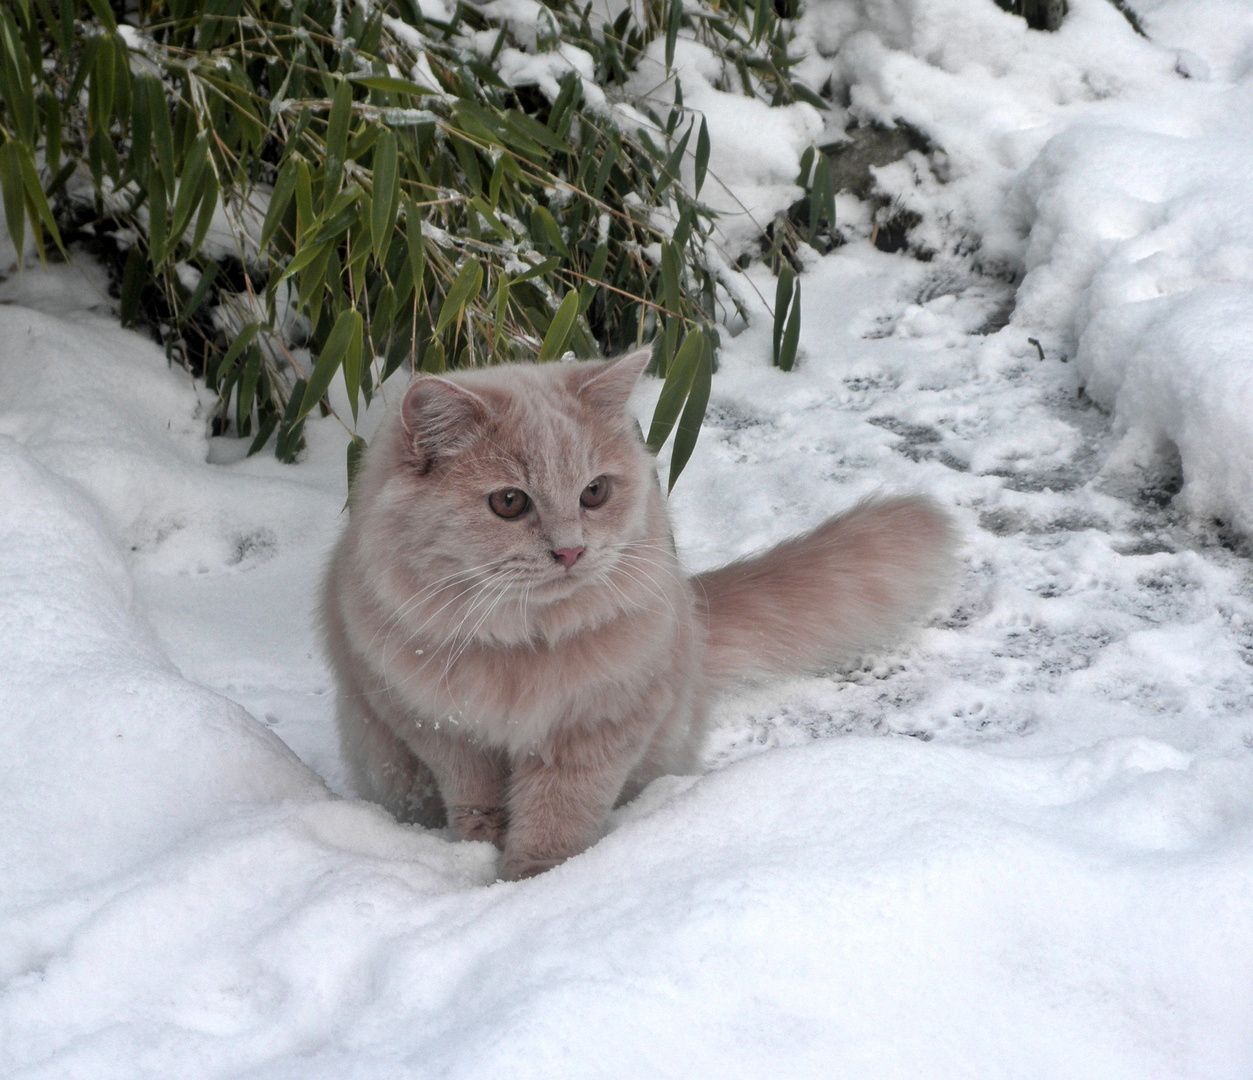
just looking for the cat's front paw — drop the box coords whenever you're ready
[449,805,508,849]
[499,852,564,881]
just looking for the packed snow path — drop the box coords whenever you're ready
[4,0,1253,1076]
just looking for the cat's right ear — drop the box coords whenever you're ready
[400,376,489,473]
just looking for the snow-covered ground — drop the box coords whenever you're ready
[4,0,1253,1075]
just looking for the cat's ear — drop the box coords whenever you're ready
[572,347,652,414]
[400,376,489,472]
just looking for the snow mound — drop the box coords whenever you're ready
[1014,82,1253,534]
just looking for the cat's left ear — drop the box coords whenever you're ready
[571,347,652,414]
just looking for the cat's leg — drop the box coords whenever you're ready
[402,724,510,848]
[337,692,445,827]
[501,715,656,880]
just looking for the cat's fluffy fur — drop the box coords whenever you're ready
[323,350,956,879]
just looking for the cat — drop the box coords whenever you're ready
[322,348,957,880]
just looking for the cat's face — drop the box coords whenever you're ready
[376,352,656,604]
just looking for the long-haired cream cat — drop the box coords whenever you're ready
[323,349,956,880]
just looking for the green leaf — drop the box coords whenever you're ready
[511,256,559,284]
[341,310,365,423]
[260,158,298,252]
[148,75,175,191]
[217,322,263,381]
[435,257,484,335]
[665,0,681,70]
[237,348,261,432]
[492,274,510,350]
[15,141,63,258]
[694,117,710,196]
[790,82,830,112]
[120,246,145,326]
[661,241,682,317]
[147,168,168,264]
[275,378,308,462]
[188,169,219,257]
[349,74,436,97]
[0,142,26,266]
[778,277,801,372]
[168,135,209,251]
[655,124,692,197]
[324,79,353,196]
[772,264,794,366]
[246,412,279,457]
[421,336,445,373]
[668,334,712,489]
[294,159,313,243]
[371,129,399,266]
[346,433,369,495]
[82,0,117,34]
[299,308,362,424]
[529,204,569,257]
[403,197,425,293]
[181,260,219,321]
[797,145,814,187]
[538,290,579,362]
[647,329,704,452]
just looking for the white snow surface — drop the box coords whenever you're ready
[4,1,1253,1076]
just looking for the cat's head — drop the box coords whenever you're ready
[366,349,658,602]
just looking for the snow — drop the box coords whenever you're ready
[4,0,1253,1075]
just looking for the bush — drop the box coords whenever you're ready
[0,0,823,487]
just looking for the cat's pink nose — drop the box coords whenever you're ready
[552,547,583,568]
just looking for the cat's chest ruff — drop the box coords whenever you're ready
[375,598,685,749]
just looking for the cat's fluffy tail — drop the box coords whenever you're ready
[693,495,958,683]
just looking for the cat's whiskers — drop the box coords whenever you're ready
[370,562,500,658]
[610,563,678,623]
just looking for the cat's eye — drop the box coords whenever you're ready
[580,476,610,509]
[488,488,530,519]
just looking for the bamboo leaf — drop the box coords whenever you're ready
[188,169,219,257]
[346,433,369,495]
[655,124,692,197]
[15,141,63,257]
[168,135,208,250]
[341,310,365,423]
[668,334,712,489]
[435,257,483,335]
[82,0,117,34]
[403,197,425,291]
[511,256,559,283]
[299,308,362,423]
[247,412,279,457]
[0,142,26,266]
[778,277,801,372]
[349,74,436,97]
[147,168,168,265]
[371,129,398,266]
[218,322,263,380]
[148,75,175,191]
[661,241,682,316]
[181,260,219,321]
[665,0,681,70]
[772,264,794,366]
[237,348,261,432]
[492,274,510,350]
[260,157,298,252]
[538,290,579,362]
[120,246,145,326]
[324,79,353,196]
[421,336,445,373]
[694,117,710,196]
[647,329,704,452]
